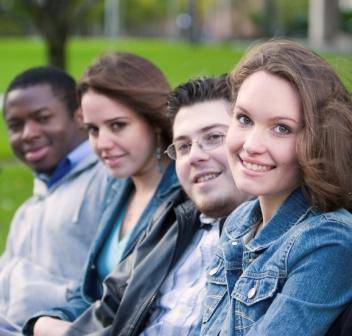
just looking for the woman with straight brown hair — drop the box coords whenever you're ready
[202,39,352,336]
[27,52,180,336]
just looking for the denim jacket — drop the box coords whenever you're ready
[24,162,179,333]
[202,188,352,336]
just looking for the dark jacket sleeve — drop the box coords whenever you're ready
[326,304,352,336]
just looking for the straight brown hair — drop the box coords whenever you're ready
[77,52,172,148]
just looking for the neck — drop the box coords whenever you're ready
[259,190,293,225]
[131,157,169,195]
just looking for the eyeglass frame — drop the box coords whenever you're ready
[165,131,226,160]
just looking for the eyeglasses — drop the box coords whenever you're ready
[165,131,226,160]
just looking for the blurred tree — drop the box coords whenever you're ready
[187,0,199,42]
[0,0,101,69]
[121,0,168,35]
[341,9,352,33]
[250,0,308,37]
[104,0,120,37]
[276,0,308,36]
[263,0,276,36]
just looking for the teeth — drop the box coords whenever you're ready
[243,161,271,172]
[197,173,218,183]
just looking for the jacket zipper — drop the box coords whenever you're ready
[128,208,186,336]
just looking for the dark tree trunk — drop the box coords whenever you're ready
[47,35,67,69]
[262,0,276,37]
[10,0,99,70]
[187,0,200,43]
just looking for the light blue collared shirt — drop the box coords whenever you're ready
[140,215,220,336]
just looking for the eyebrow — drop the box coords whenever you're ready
[5,107,49,122]
[173,124,228,142]
[234,105,300,124]
[84,116,129,126]
[270,116,300,124]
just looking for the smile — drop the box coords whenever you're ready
[194,173,220,183]
[102,154,126,166]
[242,161,273,172]
[24,146,50,163]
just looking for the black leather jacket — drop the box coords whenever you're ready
[326,305,352,336]
[64,189,200,336]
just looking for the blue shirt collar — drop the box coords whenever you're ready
[36,140,91,188]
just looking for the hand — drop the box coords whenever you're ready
[33,316,71,336]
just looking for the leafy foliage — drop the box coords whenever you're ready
[0,0,102,68]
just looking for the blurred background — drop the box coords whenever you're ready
[0,0,351,252]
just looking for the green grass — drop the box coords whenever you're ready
[0,36,352,253]
[0,37,246,91]
[0,162,32,250]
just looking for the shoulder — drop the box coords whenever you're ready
[287,208,352,264]
[154,189,188,222]
[295,208,352,239]
[9,197,34,225]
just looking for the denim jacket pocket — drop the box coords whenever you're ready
[202,256,227,324]
[231,273,280,331]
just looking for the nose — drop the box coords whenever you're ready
[242,128,266,154]
[95,128,115,152]
[21,121,41,142]
[187,141,210,164]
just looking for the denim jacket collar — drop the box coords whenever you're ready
[225,188,312,252]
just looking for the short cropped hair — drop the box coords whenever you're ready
[3,66,78,117]
[229,39,352,212]
[167,75,231,124]
[77,52,172,149]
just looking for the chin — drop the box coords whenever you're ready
[196,199,236,218]
[107,167,129,178]
[236,182,260,197]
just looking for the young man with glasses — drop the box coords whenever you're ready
[43,76,249,336]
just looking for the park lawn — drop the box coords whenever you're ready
[0,37,352,253]
[0,163,33,250]
[0,37,247,92]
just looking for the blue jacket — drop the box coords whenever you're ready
[25,162,179,330]
[202,188,352,336]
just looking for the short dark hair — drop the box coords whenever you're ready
[167,75,231,124]
[3,66,79,117]
[77,52,172,148]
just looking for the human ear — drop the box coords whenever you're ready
[73,107,84,129]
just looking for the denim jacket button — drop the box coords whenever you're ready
[232,241,238,246]
[209,266,219,276]
[247,287,256,299]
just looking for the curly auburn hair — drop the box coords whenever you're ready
[229,39,352,212]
